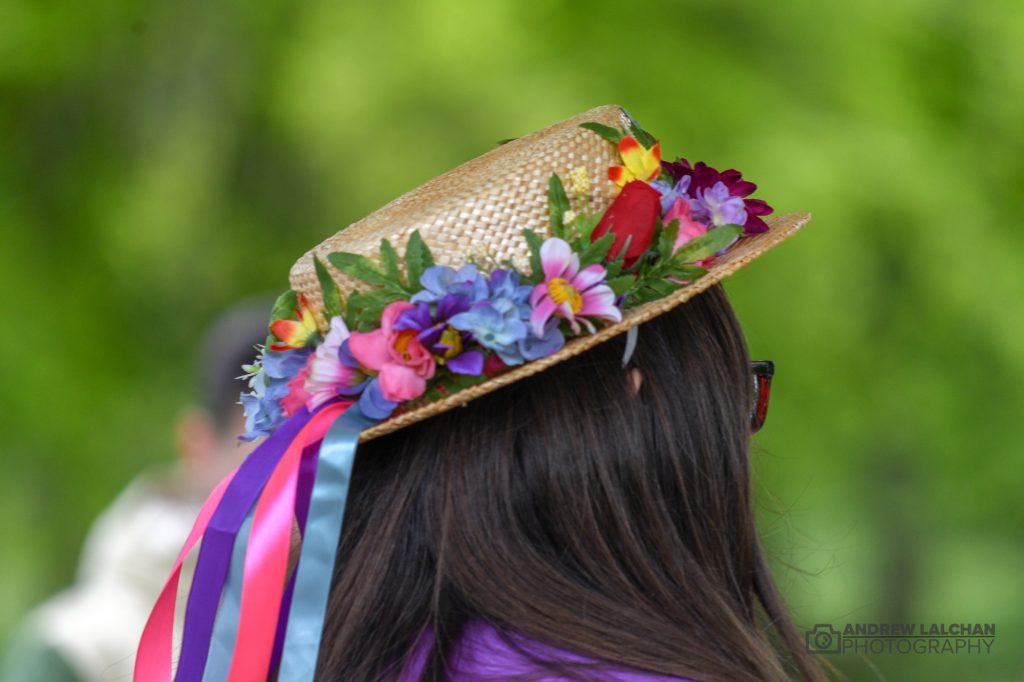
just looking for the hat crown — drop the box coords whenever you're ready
[290,105,633,326]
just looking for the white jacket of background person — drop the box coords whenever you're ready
[12,472,199,682]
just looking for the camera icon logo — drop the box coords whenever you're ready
[805,623,842,654]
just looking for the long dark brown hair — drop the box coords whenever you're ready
[315,284,826,681]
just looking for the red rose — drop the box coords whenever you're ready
[591,180,662,266]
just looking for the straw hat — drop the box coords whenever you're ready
[287,104,810,442]
[134,105,810,682]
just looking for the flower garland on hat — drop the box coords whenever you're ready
[240,120,774,439]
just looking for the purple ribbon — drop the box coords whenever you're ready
[174,407,315,682]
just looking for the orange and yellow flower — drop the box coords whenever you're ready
[608,136,662,187]
[269,295,319,350]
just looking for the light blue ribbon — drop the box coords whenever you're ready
[199,511,253,682]
[276,408,373,681]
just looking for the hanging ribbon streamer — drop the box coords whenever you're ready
[135,399,367,682]
[135,401,351,682]
[201,438,323,682]
[199,511,252,682]
[133,470,236,682]
[276,407,373,682]
[175,409,315,682]
[621,325,639,368]
[268,440,322,672]
[224,402,350,682]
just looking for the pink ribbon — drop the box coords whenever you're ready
[133,469,236,681]
[225,402,348,681]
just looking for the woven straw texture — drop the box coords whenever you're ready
[290,105,633,329]
[288,104,810,442]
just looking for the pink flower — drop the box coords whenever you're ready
[304,316,362,410]
[665,198,709,253]
[664,198,720,272]
[281,363,312,417]
[529,238,622,336]
[348,301,436,403]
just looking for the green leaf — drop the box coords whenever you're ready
[268,289,298,323]
[609,234,634,266]
[665,265,708,281]
[630,278,684,304]
[574,212,602,243]
[606,274,637,296]
[578,122,623,145]
[346,289,406,331]
[547,173,570,238]
[578,232,616,267]
[523,228,544,280]
[313,255,344,320]
[604,259,622,279]
[648,278,682,296]
[657,219,679,262]
[496,137,518,146]
[628,121,658,149]
[670,224,743,264]
[328,251,402,291]
[378,238,402,285]
[421,370,489,402]
[602,231,631,275]
[442,371,489,392]
[404,230,434,289]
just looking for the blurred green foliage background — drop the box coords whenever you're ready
[2,0,1022,679]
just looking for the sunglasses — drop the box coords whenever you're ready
[750,361,774,434]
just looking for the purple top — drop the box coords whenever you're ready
[398,621,694,681]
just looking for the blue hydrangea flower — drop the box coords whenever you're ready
[450,268,563,365]
[691,181,748,227]
[356,374,400,421]
[240,387,281,441]
[487,268,533,308]
[449,300,527,364]
[518,318,565,361]
[239,347,311,440]
[411,264,488,304]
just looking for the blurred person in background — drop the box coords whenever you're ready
[0,301,270,682]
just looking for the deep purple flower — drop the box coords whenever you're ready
[662,158,773,234]
[394,295,485,375]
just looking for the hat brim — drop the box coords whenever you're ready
[355,210,810,443]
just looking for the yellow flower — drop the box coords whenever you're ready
[608,136,662,187]
[568,166,590,196]
[269,294,319,350]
